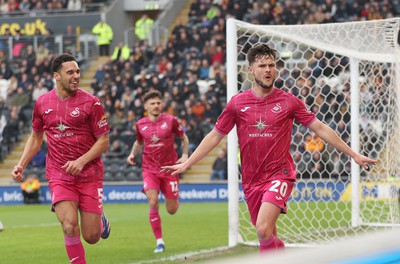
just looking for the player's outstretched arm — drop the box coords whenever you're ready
[309,119,377,170]
[11,131,44,182]
[161,129,225,175]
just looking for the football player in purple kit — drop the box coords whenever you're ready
[126,90,189,253]
[11,54,111,264]
[161,44,377,253]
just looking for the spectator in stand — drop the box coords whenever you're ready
[304,133,325,153]
[63,25,77,54]
[32,81,48,102]
[94,64,105,84]
[105,139,127,159]
[7,0,19,12]
[135,14,154,41]
[111,42,131,62]
[191,98,206,121]
[0,0,8,14]
[199,58,210,80]
[21,174,41,204]
[210,149,227,181]
[36,43,50,66]
[108,109,127,133]
[19,0,31,12]
[18,73,31,92]
[10,87,30,109]
[67,0,82,11]
[30,0,46,16]
[2,105,20,145]
[92,20,114,56]
[0,61,12,80]
[23,45,37,70]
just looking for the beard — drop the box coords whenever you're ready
[61,79,79,96]
[254,76,274,89]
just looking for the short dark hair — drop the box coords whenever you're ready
[51,54,77,73]
[143,90,162,103]
[247,44,277,65]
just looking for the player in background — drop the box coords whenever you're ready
[11,54,111,264]
[161,44,377,253]
[126,90,189,253]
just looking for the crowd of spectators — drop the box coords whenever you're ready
[0,0,108,14]
[1,0,398,181]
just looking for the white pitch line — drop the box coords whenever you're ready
[132,246,231,264]
[5,217,134,229]
[6,222,60,229]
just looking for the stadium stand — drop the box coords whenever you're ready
[1,0,399,184]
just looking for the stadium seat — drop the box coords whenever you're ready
[103,171,113,182]
[113,171,126,181]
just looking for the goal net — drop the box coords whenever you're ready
[226,18,400,247]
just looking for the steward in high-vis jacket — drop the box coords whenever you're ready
[92,20,114,56]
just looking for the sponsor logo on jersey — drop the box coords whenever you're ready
[97,115,108,128]
[149,135,163,147]
[44,109,53,114]
[56,120,70,132]
[252,117,270,130]
[249,117,272,137]
[151,135,159,143]
[52,120,74,138]
[241,106,250,112]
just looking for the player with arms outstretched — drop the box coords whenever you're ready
[11,54,111,264]
[127,90,189,253]
[162,44,377,253]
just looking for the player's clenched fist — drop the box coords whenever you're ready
[11,165,24,182]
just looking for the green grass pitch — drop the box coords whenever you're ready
[1,200,381,263]
[0,202,254,264]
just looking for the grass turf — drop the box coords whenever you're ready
[0,202,255,264]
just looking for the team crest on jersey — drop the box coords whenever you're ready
[271,103,282,113]
[70,108,80,117]
[161,122,168,129]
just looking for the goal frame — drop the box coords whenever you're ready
[226,18,400,247]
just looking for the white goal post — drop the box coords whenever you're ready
[226,18,400,247]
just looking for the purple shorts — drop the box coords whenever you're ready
[48,180,104,214]
[244,179,295,225]
[142,171,180,199]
